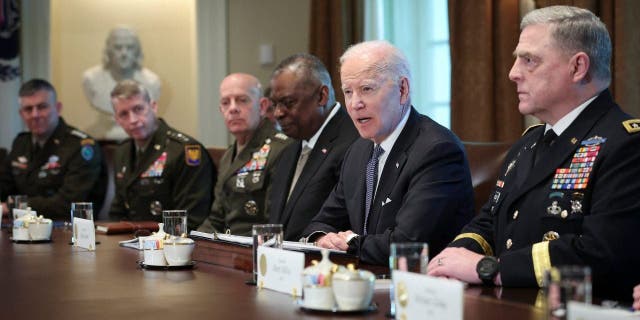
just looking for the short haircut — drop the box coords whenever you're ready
[339,40,412,85]
[521,5,611,84]
[271,53,336,107]
[19,78,57,101]
[111,79,152,103]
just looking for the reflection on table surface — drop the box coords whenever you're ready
[0,228,545,319]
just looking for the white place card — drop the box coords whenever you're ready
[568,301,638,320]
[13,208,35,220]
[257,246,304,296]
[392,270,464,320]
[74,217,96,251]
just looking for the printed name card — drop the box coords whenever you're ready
[568,301,636,320]
[392,270,464,320]
[74,218,96,251]
[257,246,304,296]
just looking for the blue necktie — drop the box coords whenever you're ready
[364,145,384,235]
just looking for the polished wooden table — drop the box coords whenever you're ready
[0,228,544,319]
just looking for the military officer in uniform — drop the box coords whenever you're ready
[197,73,290,236]
[109,80,214,230]
[0,79,106,220]
[428,6,640,301]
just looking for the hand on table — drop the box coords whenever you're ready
[315,231,355,251]
[427,247,487,284]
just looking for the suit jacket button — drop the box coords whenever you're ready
[543,231,560,241]
[506,239,513,249]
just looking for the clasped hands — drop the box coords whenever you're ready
[315,231,356,251]
[427,247,500,285]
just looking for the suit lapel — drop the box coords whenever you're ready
[504,92,613,209]
[366,109,418,233]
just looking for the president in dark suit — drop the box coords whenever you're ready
[427,6,640,301]
[303,41,474,265]
[268,53,359,241]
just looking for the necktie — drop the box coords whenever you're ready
[33,143,42,158]
[364,145,384,235]
[288,145,312,199]
[534,130,557,166]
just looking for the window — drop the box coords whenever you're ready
[364,0,451,128]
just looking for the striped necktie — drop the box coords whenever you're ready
[364,144,384,235]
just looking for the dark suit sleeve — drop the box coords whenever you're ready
[0,147,18,202]
[351,140,473,264]
[28,143,104,220]
[171,145,215,230]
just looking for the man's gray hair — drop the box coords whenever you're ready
[339,40,412,85]
[522,5,611,84]
[271,53,336,107]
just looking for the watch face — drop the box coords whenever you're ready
[477,257,498,279]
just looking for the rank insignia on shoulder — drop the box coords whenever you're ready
[81,145,94,161]
[185,145,201,166]
[70,129,88,139]
[622,119,640,134]
[522,123,543,136]
[274,132,288,140]
[81,138,95,146]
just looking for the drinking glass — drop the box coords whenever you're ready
[389,242,429,317]
[162,210,188,238]
[251,224,283,283]
[545,265,592,319]
[70,202,93,244]
[9,194,29,219]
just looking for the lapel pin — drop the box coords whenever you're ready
[571,138,578,144]
[322,148,327,154]
[395,162,399,168]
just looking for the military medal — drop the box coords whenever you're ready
[571,192,584,214]
[141,152,167,178]
[244,200,258,215]
[551,135,605,190]
[252,171,261,184]
[236,172,248,189]
[547,200,561,215]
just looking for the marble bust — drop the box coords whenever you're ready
[82,26,161,139]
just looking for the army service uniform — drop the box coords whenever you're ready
[0,117,107,220]
[450,90,640,301]
[109,119,215,230]
[198,120,290,236]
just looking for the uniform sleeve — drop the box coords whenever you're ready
[199,176,227,233]
[171,144,215,230]
[448,202,496,256]
[28,142,104,220]
[499,135,640,290]
[0,147,18,202]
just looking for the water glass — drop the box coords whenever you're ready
[251,224,283,282]
[162,210,188,238]
[389,242,429,316]
[70,202,93,244]
[545,265,592,319]
[9,194,29,219]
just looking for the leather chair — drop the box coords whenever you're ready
[97,142,118,220]
[463,141,511,214]
[206,147,227,170]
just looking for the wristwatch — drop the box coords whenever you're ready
[476,256,499,285]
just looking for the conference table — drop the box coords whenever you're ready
[0,227,545,319]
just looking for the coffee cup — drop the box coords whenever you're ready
[142,238,167,266]
[28,217,53,240]
[332,264,375,311]
[163,238,195,266]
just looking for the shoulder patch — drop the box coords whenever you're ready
[185,145,201,166]
[81,145,95,161]
[70,129,88,139]
[522,123,544,136]
[274,132,288,141]
[622,119,640,134]
[167,130,191,143]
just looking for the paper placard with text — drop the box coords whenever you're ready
[74,218,96,251]
[568,301,636,320]
[392,270,464,320]
[257,246,304,296]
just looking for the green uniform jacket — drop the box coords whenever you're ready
[198,120,291,236]
[0,117,107,220]
[109,119,215,230]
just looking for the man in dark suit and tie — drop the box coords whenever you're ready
[268,53,359,241]
[428,6,640,302]
[303,41,474,265]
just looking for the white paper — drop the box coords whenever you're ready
[74,217,96,251]
[568,302,640,319]
[257,246,304,296]
[283,241,345,254]
[188,230,346,253]
[392,270,464,320]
